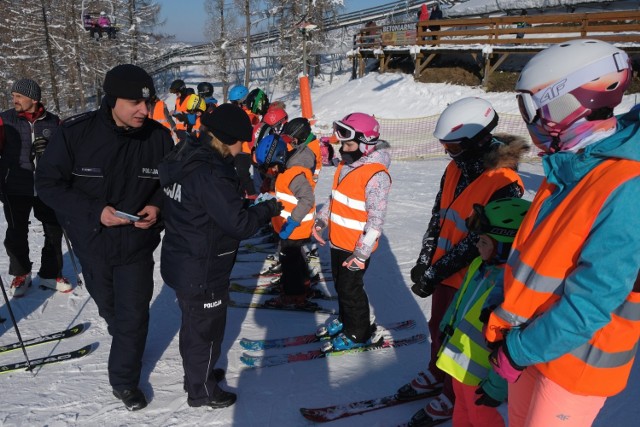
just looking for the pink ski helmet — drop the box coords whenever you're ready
[333,112,380,154]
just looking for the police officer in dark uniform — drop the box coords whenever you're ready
[158,104,281,409]
[35,64,174,411]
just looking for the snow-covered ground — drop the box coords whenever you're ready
[2,64,640,427]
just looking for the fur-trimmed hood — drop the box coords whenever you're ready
[483,133,530,170]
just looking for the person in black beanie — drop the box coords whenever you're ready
[158,103,282,409]
[35,64,174,411]
[0,78,68,297]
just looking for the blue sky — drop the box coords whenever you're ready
[157,0,396,43]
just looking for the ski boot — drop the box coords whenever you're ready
[316,318,343,338]
[260,260,281,275]
[407,394,453,426]
[321,327,384,353]
[396,370,443,400]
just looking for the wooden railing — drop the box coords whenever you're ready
[356,10,640,49]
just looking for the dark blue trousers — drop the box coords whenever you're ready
[175,287,228,406]
[82,258,154,391]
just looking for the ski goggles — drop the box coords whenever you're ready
[439,140,464,157]
[516,51,629,126]
[333,120,378,145]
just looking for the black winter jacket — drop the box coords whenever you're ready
[0,107,60,196]
[35,99,174,264]
[159,135,273,294]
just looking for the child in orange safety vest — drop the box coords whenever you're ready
[254,134,317,309]
[312,112,392,352]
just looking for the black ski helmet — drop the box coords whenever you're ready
[197,82,214,98]
[170,79,185,93]
[282,117,312,144]
[244,88,270,115]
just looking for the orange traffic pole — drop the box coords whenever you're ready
[299,75,315,124]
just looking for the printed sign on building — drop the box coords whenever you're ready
[381,23,417,46]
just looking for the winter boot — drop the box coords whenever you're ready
[396,370,443,400]
[11,273,32,298]
[38,276,73,293]
[113,388,148,411]
[408,394,453,426]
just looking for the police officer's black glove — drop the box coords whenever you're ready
[173,113,188,123]
[262,198,283,218]
[410,263,428,284]
[32,137,49,158]
[410,275,438,298]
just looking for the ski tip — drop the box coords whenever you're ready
[239,355,257,368]
[71,322,90,334]
[239,339,263,352]
[299,408,327,423]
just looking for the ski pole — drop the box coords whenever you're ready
[62,228,83,287]
[0,275,32,369]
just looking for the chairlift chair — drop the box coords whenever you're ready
[80,0,119,40]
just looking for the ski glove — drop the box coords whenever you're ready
[474,384,502,408]
[489,342,525,383]
[479,305,497,324]
[312,219,327,245]
[410,263,428,284]
[252,198,282,218]
[342,254,367,271]
[411,275,438,298]
[279,217,300,240]
[31,137,49,160]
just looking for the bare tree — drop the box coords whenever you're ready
[0,0,169,116]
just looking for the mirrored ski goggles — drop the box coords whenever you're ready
[333,120,378,145]
[516,51,630,125]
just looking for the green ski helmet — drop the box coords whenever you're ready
[467,198,531,243]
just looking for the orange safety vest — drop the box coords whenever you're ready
[241,106,260,154]
[272,166,315,240]
[191,115,202,137]
[307,138,323,184]
[433,162,523,289]
[173,96,190,131]
[328,162,390,252]
[487,159,640,396]
[149,100,172,130]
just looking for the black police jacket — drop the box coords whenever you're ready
[159,135,273,294]
[35,98,174,264]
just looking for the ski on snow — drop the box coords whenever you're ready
[240,333,427,368]
[229,300,337,315]
[299,389,439,423]
[240,319,416,351]
[230,283,338,301]
[0,344,94,373]
[0,323,87,355]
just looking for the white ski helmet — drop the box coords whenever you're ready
[516,39,631,152]
[434,97,498,156]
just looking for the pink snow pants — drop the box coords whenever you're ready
[452,379,505,427]
[508,367,606,427]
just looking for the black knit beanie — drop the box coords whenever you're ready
[103,64,155,102]
[12,79,41,101]
[200,103,252,145]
